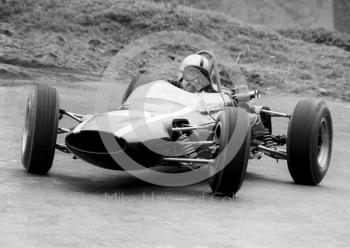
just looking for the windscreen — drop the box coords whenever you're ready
[122,80,197,114]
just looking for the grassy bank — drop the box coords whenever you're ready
[0,0,349,100]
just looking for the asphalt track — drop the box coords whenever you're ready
[1,85,349,248]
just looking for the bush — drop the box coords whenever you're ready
[278,27,350,51]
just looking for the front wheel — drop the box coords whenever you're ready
[21,85,60,175]
[208,107,250,197]
[287,99,333,185]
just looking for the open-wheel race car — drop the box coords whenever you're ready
[21,50,333,196]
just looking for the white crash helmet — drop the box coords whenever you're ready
[178,54,212,81]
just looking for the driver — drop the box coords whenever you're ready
[178,54,213,93]
[170,53,272,145]
[169,54,214,93]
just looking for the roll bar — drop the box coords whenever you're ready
[196,50,222,93]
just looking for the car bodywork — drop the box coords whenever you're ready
[64,80,233,170]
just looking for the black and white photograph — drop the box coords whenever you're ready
[0,0,349,247]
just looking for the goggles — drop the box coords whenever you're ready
[183,67,210,86]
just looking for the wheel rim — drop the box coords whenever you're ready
[21,99,31,156]
[317,117,330,169]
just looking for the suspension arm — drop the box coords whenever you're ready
[172,123,215,132]
[55,144,71,153]
[58,127,71,134]
[164,157,214,164]
[59,109,83,123]
[257,145,287,160]
[261,109,291,118]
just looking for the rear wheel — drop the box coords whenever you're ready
[208,107,250,197]
[21,85,60,175]
[287,99,333,185]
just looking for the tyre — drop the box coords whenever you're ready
[208,107,251,196]
[121,75,156,104]
[21,85,60,175]
[287,99,333,185]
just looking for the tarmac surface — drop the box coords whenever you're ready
[1,84,349,248]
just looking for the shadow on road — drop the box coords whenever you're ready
[12,166,210,198]
[245,172,293,185]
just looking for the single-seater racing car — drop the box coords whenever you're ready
[21,50,333,196]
